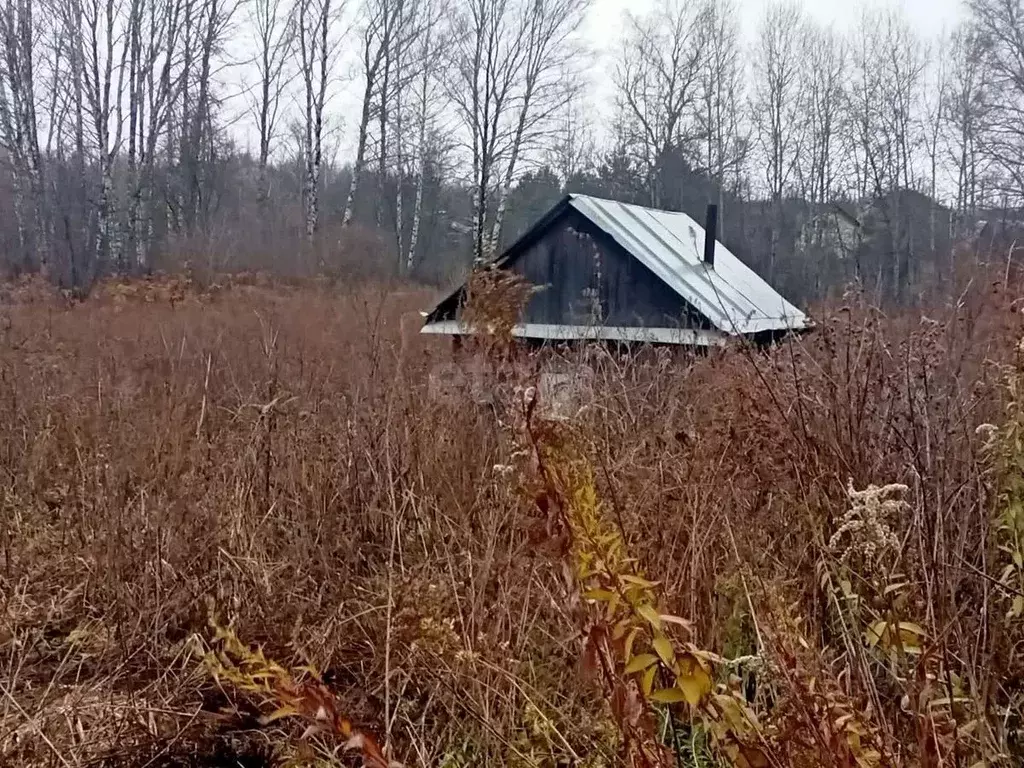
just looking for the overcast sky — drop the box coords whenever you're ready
[585,0,963,43]
[579,0,965,130]
[232,0,968,166]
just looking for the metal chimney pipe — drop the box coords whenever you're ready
[703,204,718,269]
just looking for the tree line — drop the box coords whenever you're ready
[1,0,1023,304]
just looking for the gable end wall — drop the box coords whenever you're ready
[507,209,711,330]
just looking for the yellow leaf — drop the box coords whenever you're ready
[685,646,720,668]
[898,621,926,637]
[854,749,883,767]
[583,588,616,602]
[641,664,657,697]
[650,687,688,704]
[605,591,622,620]
[678,672,711,707]
[712,693,760,734]
[677,654,713,707]
[260,705,299,725]
[865,620,888,647]
[652,635,675,666]
[637,604,662,629]
[1011,595,1024,619]
[619,574,660,589]
[624,653,659,674]
[611,618,630,641]
[659,614,693,631]
[896,622,926,651]
[623,626,640,662]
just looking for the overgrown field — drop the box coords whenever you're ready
[3,272,1024,767]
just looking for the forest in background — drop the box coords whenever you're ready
[2,0,1024,305]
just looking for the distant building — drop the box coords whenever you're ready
[421,194,809,346]
[975,209,1024,251]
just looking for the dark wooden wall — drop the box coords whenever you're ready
[506,210,708,329]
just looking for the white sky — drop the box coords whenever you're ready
[585,0,962,44]
[229,0,967,167]
[581,0,964,130]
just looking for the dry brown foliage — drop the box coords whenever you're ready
[3,271,1024,766]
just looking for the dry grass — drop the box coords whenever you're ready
[2,270,1024,767]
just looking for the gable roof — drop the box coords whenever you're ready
[424,194,810,337]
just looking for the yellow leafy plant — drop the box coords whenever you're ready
[195,602,398,768]
[514,388,769,767]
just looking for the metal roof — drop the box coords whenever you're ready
[565,195,808,335]
[421,194,810,340]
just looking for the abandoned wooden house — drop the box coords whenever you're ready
[420,194,810,346]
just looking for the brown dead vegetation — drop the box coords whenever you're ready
[3,271,1024,767]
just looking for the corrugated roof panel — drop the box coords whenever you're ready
[568,195,808,335]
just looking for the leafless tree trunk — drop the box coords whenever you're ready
[249,0,294,211]
[0,0,49,271]
[920,35,946,263]
[846,8,926,301]
[751,0,804,281]
[404,24,428,273]
[449,0,513,262]
[487,0,588,254]
[393,18,405,260]
[137,0,184,267]
[296,0,334,241]
[447,0,589,263]
[402,0,448,272]
[965,0,1024,201]
[547,99,593,186]
[80,0,128,269]
[942,24,989,240]
[697,0,745,240]
[799,23,845,211]
[183,0,234,234]
[614,0,708,209]
[341,0,405,230]
[795,20,846,294]
[47,0,92,283]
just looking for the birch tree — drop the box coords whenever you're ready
[78,0,130,268]
[373,0,435,239]
[486,0,588,254]
[120,0,186,268]
[341,0,407,229]
[0,0,47,270]
[134,0,185,267]
[398,0,448,272]
[449,0,589,263]
[373,0,424,230]
[295,0,336,240]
